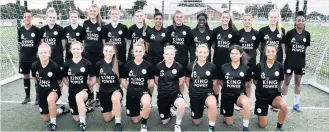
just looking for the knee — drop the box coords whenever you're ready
[241,100,250,109]
[47,97,56,105]
[111,96,121,105]
[224,119,233,126]
[176,103,185,112]
[141,98,151,108]
[103,116,113,122]
[132,118,141,123]
[42,117,50,122]
[192,119,201,125]
[75,94,83,102]
[280,102,288,111]
[258,123,267,128]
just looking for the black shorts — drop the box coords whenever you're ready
[220,93,242,117]
[53,59,64,68]
[68,89,91,115]
[190,92,215,119]
[247,57,256,68]
[19,61,34,74]
[157,92,183,120]
[126,90,151,117]
[99,89,123,113]
[254,95,280,116]
[284,65,305,75]
[39,89,61,115]
[146,57,162,71]
[85,52,103,65]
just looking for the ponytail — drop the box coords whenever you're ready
[104,43,120,78]
[269,9,283,37]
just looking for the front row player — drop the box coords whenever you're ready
[95,44,124,131]
[155,45,185,132]
[253,44,287,131]
[62,41,97,131]
[218,45,251,131]
[31,44,69,131]
[121,39,154,132]
[186,44,218,131]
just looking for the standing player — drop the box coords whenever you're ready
[282,11,311,112]
[253,45,287,131]
[236,13,259,100]
[186,45,218,131]
[212,10,238,105]
[154,45,185,132]
[40,7,66,67]
[63,10,85,61]
[218,45,251,131]
[95,44,124,131]
[190,13,213,62]
[31,44,68,131]
[258,9,285,63]
[166,10,192,69]
[127,10,150,62]
[121,40,154,132]
[102,8,129,64]
[145,9,168,70]
[83,4,104,107]
[18,11,41,104]
[62,41,97,131]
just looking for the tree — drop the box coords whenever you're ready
[119,5,122,10]
[307,11,326,20]
[132,0,147,14]
[177,0,206,7]
[0,3,26,19]
[257,3,275,18]
[46,0,66,19]
[280,3,293,21]
[221,4,228,8]
[245,5,259,15]
[100,5,110,19]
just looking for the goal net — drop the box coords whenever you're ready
[0,0,328,93]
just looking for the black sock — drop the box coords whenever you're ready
[141,117,147,125]
[215,94,219,104]
[277,123,283,128]
[209,125,215,131]
[23,79,31,98]
[35,84,39,100]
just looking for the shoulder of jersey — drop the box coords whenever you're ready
[64,59,72,65]
[55,24,64,29]
[49,60,59,67]
[174,62,183,68]
[129,24,136,29]
[275,61,283,67]
[95,59,104,65]
[118,23,127,28]
[82,58,92,65]
[31,60,40,67]
[144,60,152,66]
[207,62,216,68]
[155,61,164,69]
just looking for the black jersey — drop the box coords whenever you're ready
[258,26,285,62]
[62,58,95,92]
[101,23,129,63]
[190,28,214,62]
[18,25,41,62]
[155,61,184,98]
[95,60,124,93]
[284,29,311,68]
[212,26,237,66]
[166,25,192,65]
[121,60,154,95]
[186,62,217,97]
[127,24,151,52]
[83,20,103,55]
[31,60,61,91]
[145,27,168,61]
[219,62,252,96]
[40,24,65,60]
[63,25,85,54]
[253,61,284,99]
[236,28,259,60]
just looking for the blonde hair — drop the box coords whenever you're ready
[268,9,283,36]
[89,4,102,26]
[242,13,253,27]
[133,39,146,50]
[69,9,79,16]
[135,9,148,34]
[38,43,52,57]
[46,7,57,17]
[164,45,177,53]
[108,7,120,20]
[173,10,183,29]
[191,44,209,77]
[70,41,83,50]
[104,43,120,78]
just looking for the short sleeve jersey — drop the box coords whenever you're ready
[145,27,168,60]
[252,61,284,99]
[83,20,103,54]
[155,61,184,98]
[63,25,85,51]
[62,58,95,92]
[31,60,61,91]
[18,25,41,62]
[218,63,252,96]
[212,26,237,66]
[190,28,214,62]
[40,24,65,60]
[284,29,311,68]
[236,28,259,59]
[258,26,285,62]
[101,23,129,63]
[121,60,154,95]
[95,60,124,93]
[186,62,218,98]
[166,25,192,65]
[127,24,151,54]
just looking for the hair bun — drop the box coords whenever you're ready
[154,8,160,13]
[297,11,304,16]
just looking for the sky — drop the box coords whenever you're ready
[1,0,329,15]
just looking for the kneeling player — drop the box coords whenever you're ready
[62,41,96,131]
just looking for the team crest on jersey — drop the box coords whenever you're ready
[303,38,306,42]
[66,33,70,38]
[97,27,101,31]
[48,72,53,77]
[264,34,269,40]
[240,72,244,77]
[277,34,281,38]
[217,34,221,39]
[141,69,147,74]
[252,36,256,40]
[118,30,122,35]
[151,34,155,39]
[160,70,164,76]
[108,32,112,37]
[182,31,186,35]
[171,32,175,37]
[194,37,198,42]
[206,71,210,76]
[206,36,210,40]
[172,69,177,74]
[291,38,296,43]
[86,27,90,32]
[80,67,85,72]
[239,37,244,43]
[161,33,165,37]
[261,72,266,79]
[286,69,291,74]
[54,31,58,35]
[76,32,80,36]
[192,71,197,78]
[21,34,24,39]
[225,73,230,79]
[275,71,280,76]
[228,34,232,39]
[68,68,72,75]
[31,33,35,37]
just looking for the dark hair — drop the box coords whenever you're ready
[196,13,210,31]
[222,10,237,32]
[296,11,305,17]
[173,10,183,30]
[264,44,278,61]
[229,45,249,65]
[154,8,163,18]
